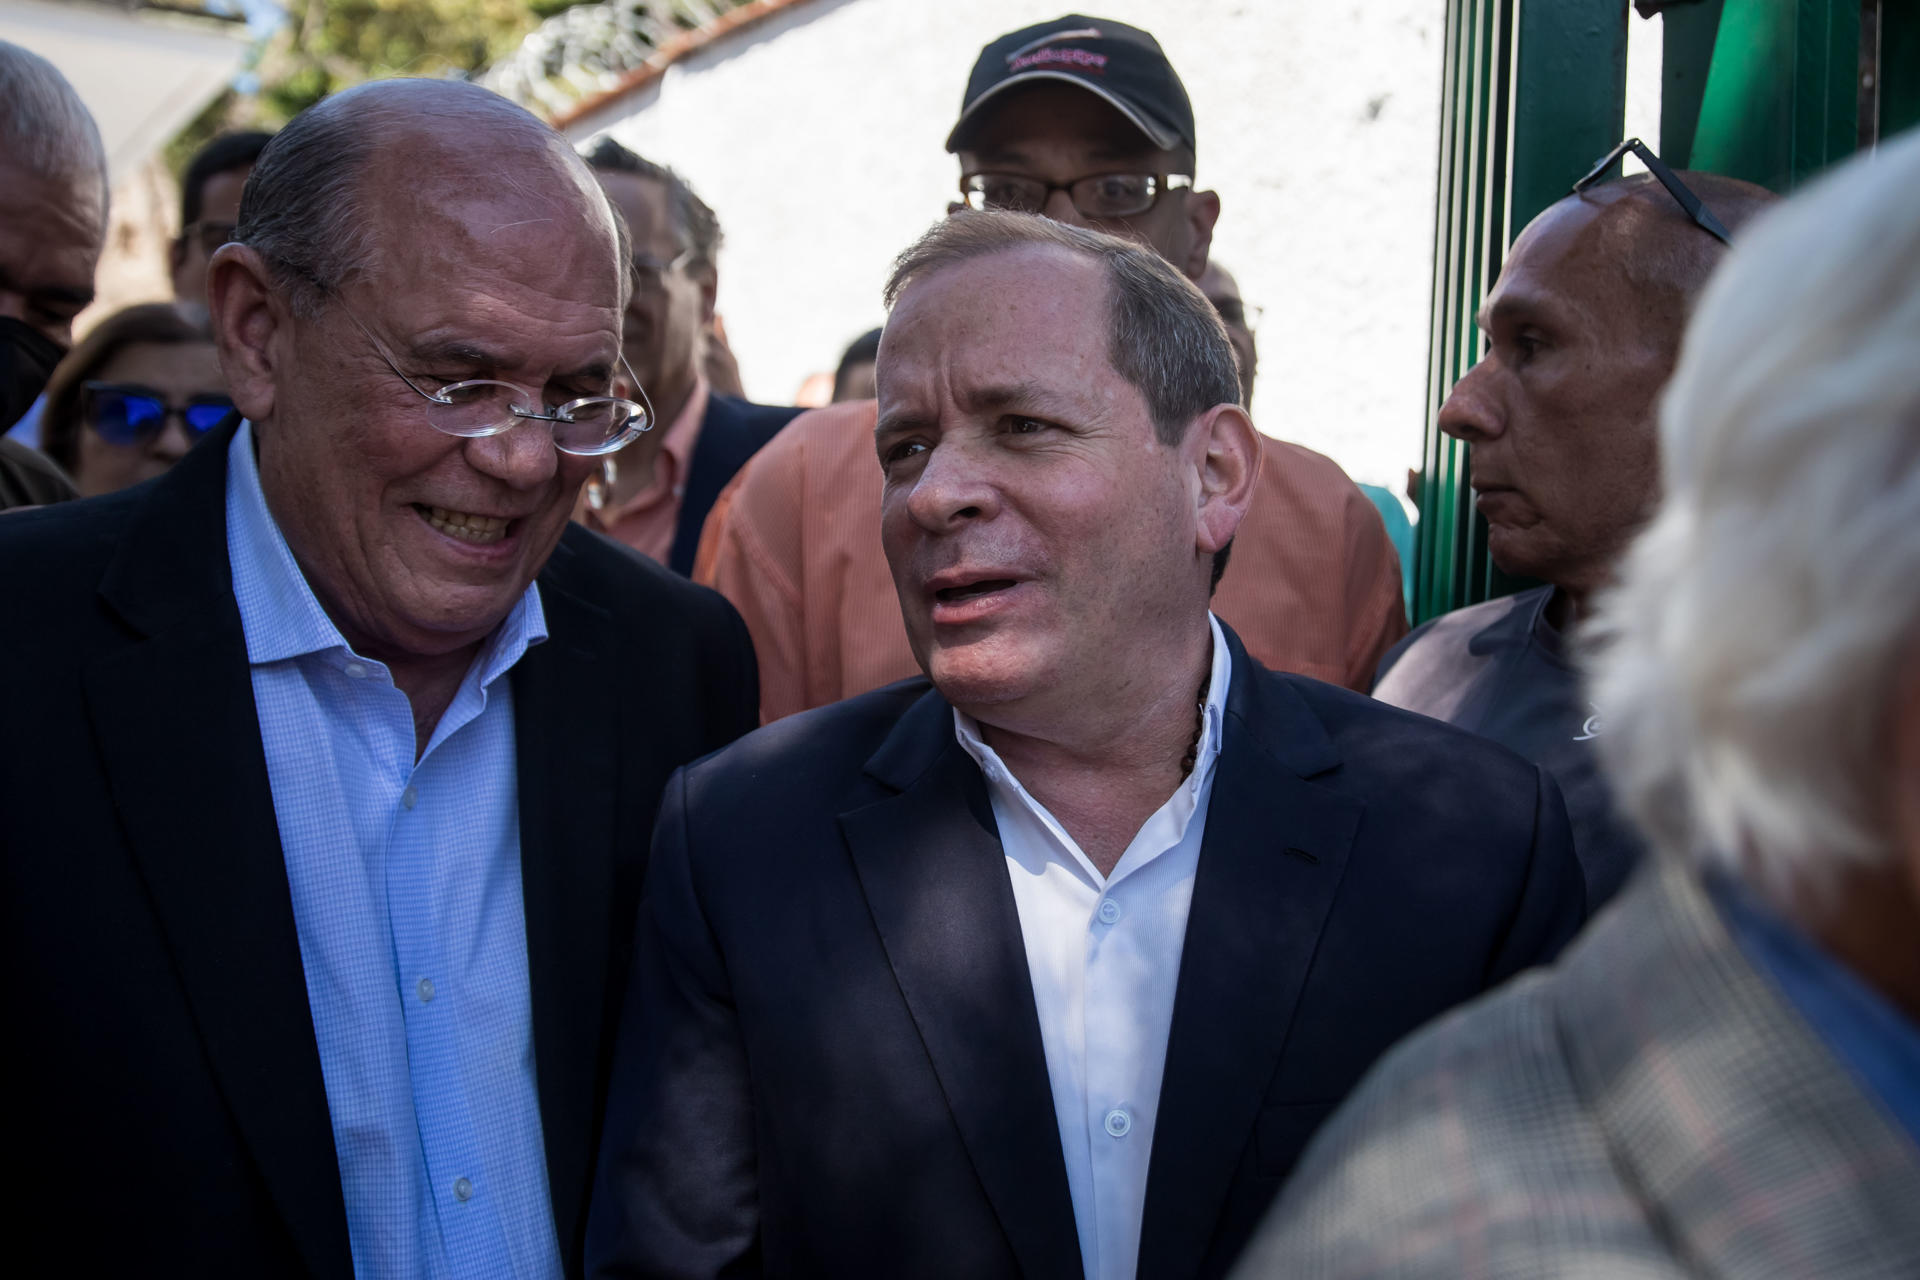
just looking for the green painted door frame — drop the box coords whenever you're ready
[1412,0,1900,625]
[1414,0,1625,623]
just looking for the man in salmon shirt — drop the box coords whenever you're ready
[694,14,1406,721]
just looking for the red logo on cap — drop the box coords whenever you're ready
[1008,47,1109,74]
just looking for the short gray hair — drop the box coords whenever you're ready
[1586,129,1920,904]
[237,78,624,319]
[0,40,109,226]
[883,211,1242,444]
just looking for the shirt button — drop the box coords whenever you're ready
[1104,1108,1132,1138]
[453,1176,473,1202]
[417,977,435,1003]
[1097,899,1122,925]
[344,662,367,679]
[401,786,418,810]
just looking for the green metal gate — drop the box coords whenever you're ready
[1412,0,1913,624]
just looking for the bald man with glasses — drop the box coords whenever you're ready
[0,79,757,1278]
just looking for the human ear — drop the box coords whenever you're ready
[205,243,286,427]
[1189,402,1261,556]
[1180,189,1221,281]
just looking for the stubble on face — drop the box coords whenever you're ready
[252,133,622,666]
[1449,196,1676,601]
[876,245,1209,738]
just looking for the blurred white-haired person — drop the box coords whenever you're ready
[1230,127,1920,1280]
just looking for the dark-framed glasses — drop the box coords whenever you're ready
[1572,137,1731,245]
[632,246,695,291]
[960,171,1194,220]
[339,306,652,457]
[181,219,237,256]
[83,381,236,445]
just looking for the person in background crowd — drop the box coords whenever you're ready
[693,15,1406,721]
[1200,256,1415,608]
[0,78,758,1277]
[587,212,1583,1280]
[1236,127,1920,1280]
[0,39,105,508]
[1372,156,1774,908]
[170,130,272,309]
[1197,260,1256,408]
[37,302,229,496]
[576,137,799,575]
[831,326,882,403]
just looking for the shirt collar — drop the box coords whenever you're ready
[954,612,1233,785]
[599,373,709,523]
[224,419,547,678]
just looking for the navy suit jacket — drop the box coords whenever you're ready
[668,393,800,576]
[0,422,760,1278]
[586,627,1586,1280]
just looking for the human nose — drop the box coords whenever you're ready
[901,439,1001,534]
[1040,186,1090,228]
[151,414,194,462]
[1437,357,1503,443]
[463,417,561,488]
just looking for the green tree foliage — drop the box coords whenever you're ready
[255,0,578,121]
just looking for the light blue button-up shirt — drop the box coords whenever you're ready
[224,422,563,1280]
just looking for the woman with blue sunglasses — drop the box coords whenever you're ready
[39,303,234,498]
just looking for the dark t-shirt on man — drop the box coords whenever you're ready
[1371,585,1644,907]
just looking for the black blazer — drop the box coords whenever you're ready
[0,424,759,1278]
[586,629,1586,1279]
[668,393,800,576]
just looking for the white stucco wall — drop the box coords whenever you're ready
[567,0,1446,490]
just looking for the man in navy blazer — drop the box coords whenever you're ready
[1,82,758,1277]
[579,137,799,574]
[586,213,1585,1280]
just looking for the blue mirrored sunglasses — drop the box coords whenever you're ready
[83,382,237,446]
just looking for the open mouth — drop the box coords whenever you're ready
[935,579,1018,603]
[415,504,511,546]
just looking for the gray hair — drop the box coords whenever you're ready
[0,41,109,227]
[1586,128,1920,905]
[237,78,625,319]
[883,211,1242,444]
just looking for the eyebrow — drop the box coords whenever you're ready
[1475,291,1556,334]
[408,338,613,384]
[968,142,1160,168]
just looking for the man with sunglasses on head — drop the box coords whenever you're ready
[693,14,1408,721]
[1371,144,1774,911]
[576,140,798,574]
[0,78,757,1277]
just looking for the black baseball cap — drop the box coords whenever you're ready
[945,15,1196,157]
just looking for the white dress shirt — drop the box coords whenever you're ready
[954,614,1230,1280]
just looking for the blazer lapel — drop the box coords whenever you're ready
[85,429,351,1279]
[839,689,1085,1280]
[1139,632,1363,1280]
[515,534,623,1268]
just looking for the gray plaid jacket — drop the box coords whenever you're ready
[1231,858,1920,1279]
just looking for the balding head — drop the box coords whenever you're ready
[237,77,626,318]
[0,41,108,228]
[1437,168,1776,612]
[1558,170,1777,354]
[0,41,108,360]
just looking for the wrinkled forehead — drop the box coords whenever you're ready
[1488,194,1650,324]
[880,246,1115,399]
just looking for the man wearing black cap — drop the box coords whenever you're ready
[695,15,1407,721]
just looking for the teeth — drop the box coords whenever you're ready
[424,505,509,544]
